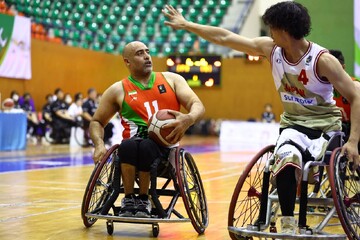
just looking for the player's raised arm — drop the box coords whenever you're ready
[162,5,274,59]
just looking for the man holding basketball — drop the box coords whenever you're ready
[163,1,360,234]
[90,41,205,218]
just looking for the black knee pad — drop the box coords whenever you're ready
[137,139,162,172]
[117,138,140,166]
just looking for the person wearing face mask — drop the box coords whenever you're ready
[50,88,76,144]
[64,93,73,107]
[10,90,22,109]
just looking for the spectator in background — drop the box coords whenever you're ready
[42,94,54,124]
[82,88,113,145]
[261,103,276,123]
[10,90,22,109]
[21,92,40,144]
[96,93,102,106]
[68,92,84,122]
[82,88,97,127]
[50,88,75,143]
[39,94,54,145]
[64,93,73,107]
[330,49,360,144]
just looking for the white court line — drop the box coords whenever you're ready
[202,172,242,182]
[0,183,84,192]
[0,205,80,223]
[27,180,87,186]
[200,165,244,175]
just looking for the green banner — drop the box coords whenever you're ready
[0,14,14,64]
[0,13,31,79]
[355,0,360,78]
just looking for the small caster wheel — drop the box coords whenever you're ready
[152,223,159,237]
[269,221,277,233]
[106,221,114,235]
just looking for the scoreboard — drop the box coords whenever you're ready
[166,55,221,87]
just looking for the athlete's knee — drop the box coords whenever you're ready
[118,138,140,166]
[137,139,161,171]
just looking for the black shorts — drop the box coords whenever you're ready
[117,137,170,172]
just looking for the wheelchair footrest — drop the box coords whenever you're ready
[228,226,347,239]
[85,212,191,223]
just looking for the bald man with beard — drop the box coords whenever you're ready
[90,41,205,218]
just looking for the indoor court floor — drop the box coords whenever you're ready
[0,135,346,239]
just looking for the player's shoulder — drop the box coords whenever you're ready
[317,51,340,68]
[103,80,125,98]
[161,71,185,81]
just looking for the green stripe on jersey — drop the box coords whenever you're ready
[128,72,155,90]
[121,101,147,127]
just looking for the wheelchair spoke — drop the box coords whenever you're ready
[228,145,275,239]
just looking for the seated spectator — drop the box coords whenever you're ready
[42,94,54,124]
[82,88,113,145]
[261,103,276,123]
[50,88,76,143]
[68,92,84,123]
[21,92,40,144]
[82,88,98,128]
[64,93,73,108]
[10,90,22,109]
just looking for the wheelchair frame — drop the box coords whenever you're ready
[228,132,359,240]
[81,144,209,237]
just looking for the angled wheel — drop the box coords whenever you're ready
[176,149,209,234]
[81,144,119,227]
[329,147,360,240]
[228,145,275,240]
[44,125,55,144]
[74,126,92,147]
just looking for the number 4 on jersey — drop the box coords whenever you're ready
[298,69,309,85]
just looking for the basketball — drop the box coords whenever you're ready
[2,98,15,110]
[148,109,176,147]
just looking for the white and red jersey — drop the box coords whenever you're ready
[270,42,341,132]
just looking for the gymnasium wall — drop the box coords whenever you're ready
[0,39,280,121]
[295,0,354,75]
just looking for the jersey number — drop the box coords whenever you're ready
[298,69,309,85]
[144,100,159,119]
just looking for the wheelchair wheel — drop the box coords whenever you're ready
[176,149,209,234]
[228,145,275,240]
[44,125,55,144]
[74,126,92,147]
[329,147,360,240]
[81,144,119,227]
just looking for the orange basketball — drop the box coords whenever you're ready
[148,109,176,147]
[2,98,15,110]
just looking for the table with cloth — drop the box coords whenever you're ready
[0,112,27,151]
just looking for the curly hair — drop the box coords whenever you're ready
[329,49,345,65]
[262,1,311,40]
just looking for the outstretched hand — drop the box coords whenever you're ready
[162,5,188,30]
[162,110,194,144]
[341,141,359,170]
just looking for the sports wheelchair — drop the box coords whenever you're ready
[81,144,209,237]
[228,131,360,239]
